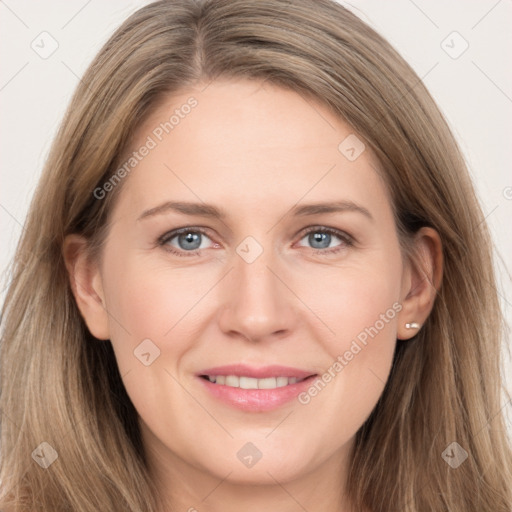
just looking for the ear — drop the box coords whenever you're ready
[397,227,443,340]
[62,234,110,340]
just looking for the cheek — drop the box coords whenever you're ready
[99,252,210,367]
[298,251,403,352]
[105,245,215,319]
[99,257,210,434]
[294,252,402,425]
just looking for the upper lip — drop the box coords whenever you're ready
[197,364,317,379]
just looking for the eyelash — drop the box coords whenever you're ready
[157,226,354,258]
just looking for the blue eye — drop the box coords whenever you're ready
[297,227,353,253]
[158,228,213,256]
[158,226,353,257]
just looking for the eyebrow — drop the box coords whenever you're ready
[137,200,373,222]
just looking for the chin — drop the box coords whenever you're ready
[211,460,306,485]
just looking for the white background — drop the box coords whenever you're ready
[1,0,511,433]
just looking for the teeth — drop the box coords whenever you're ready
[225,375,239,387]
[240,376,258,389]
[205,375,305,389]
[259,377,278,389]
[276,376,288,387]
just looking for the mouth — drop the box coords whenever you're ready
[199,374,314,389]
[196,364,319,412]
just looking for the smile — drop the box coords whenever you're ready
[200,375,307,389]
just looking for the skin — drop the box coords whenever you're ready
[65,78,442,512]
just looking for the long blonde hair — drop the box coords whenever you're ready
[1,0,511,510]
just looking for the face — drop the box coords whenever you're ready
[71,78,421,496]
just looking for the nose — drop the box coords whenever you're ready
[217,242,298,343]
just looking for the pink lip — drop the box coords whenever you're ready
[196,364,318,412]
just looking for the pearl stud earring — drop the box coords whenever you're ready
[405,322,421,329]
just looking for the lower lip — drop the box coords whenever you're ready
[197,375,318,412]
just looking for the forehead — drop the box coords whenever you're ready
[113,79,392,223]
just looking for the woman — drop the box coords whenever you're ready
[1,0,510,511]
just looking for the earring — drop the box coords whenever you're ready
[405,322,421,329]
